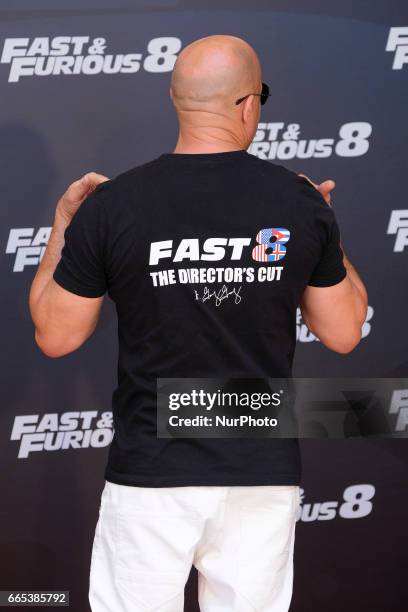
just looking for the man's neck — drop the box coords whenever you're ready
[173,129,247,155]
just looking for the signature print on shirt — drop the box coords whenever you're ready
[194,284,242,307]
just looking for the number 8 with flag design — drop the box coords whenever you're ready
[252,228,291,262]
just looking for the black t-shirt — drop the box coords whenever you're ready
[53,149,347,487]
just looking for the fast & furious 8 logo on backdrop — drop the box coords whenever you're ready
[0,35,181,82]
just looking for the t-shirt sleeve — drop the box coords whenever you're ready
[53,187,108,297]
[297,175,347,287]
[308,209,347,287]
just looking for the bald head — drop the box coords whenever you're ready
[170,35,261,112]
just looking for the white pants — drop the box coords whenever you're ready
[89,480,300,612]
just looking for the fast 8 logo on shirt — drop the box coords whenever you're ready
[252,228,290,262]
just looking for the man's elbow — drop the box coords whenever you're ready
[34,329,79,358]
[320,327,362,354]
[332,338,361,354]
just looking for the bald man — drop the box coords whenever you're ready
[30,35,367,612]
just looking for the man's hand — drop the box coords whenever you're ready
[298,173,335,207]
[56,172,109,223]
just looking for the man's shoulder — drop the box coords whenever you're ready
[248,154,302,185]
[249,156,332,218]
[92,157,161,202]
[92,154,325,210]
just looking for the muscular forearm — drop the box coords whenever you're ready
[297,174,369,352]
[29,173,108,334]
[341,245,368,328]
[29,208,70,333]
[27,172,109,357]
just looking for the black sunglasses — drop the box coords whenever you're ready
[235,81,270,106]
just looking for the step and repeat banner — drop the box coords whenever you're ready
[1,1,407,610]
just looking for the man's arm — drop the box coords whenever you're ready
[298,175,368,354]
[29,172,109,358]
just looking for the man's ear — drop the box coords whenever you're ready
[242,94,255,124]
